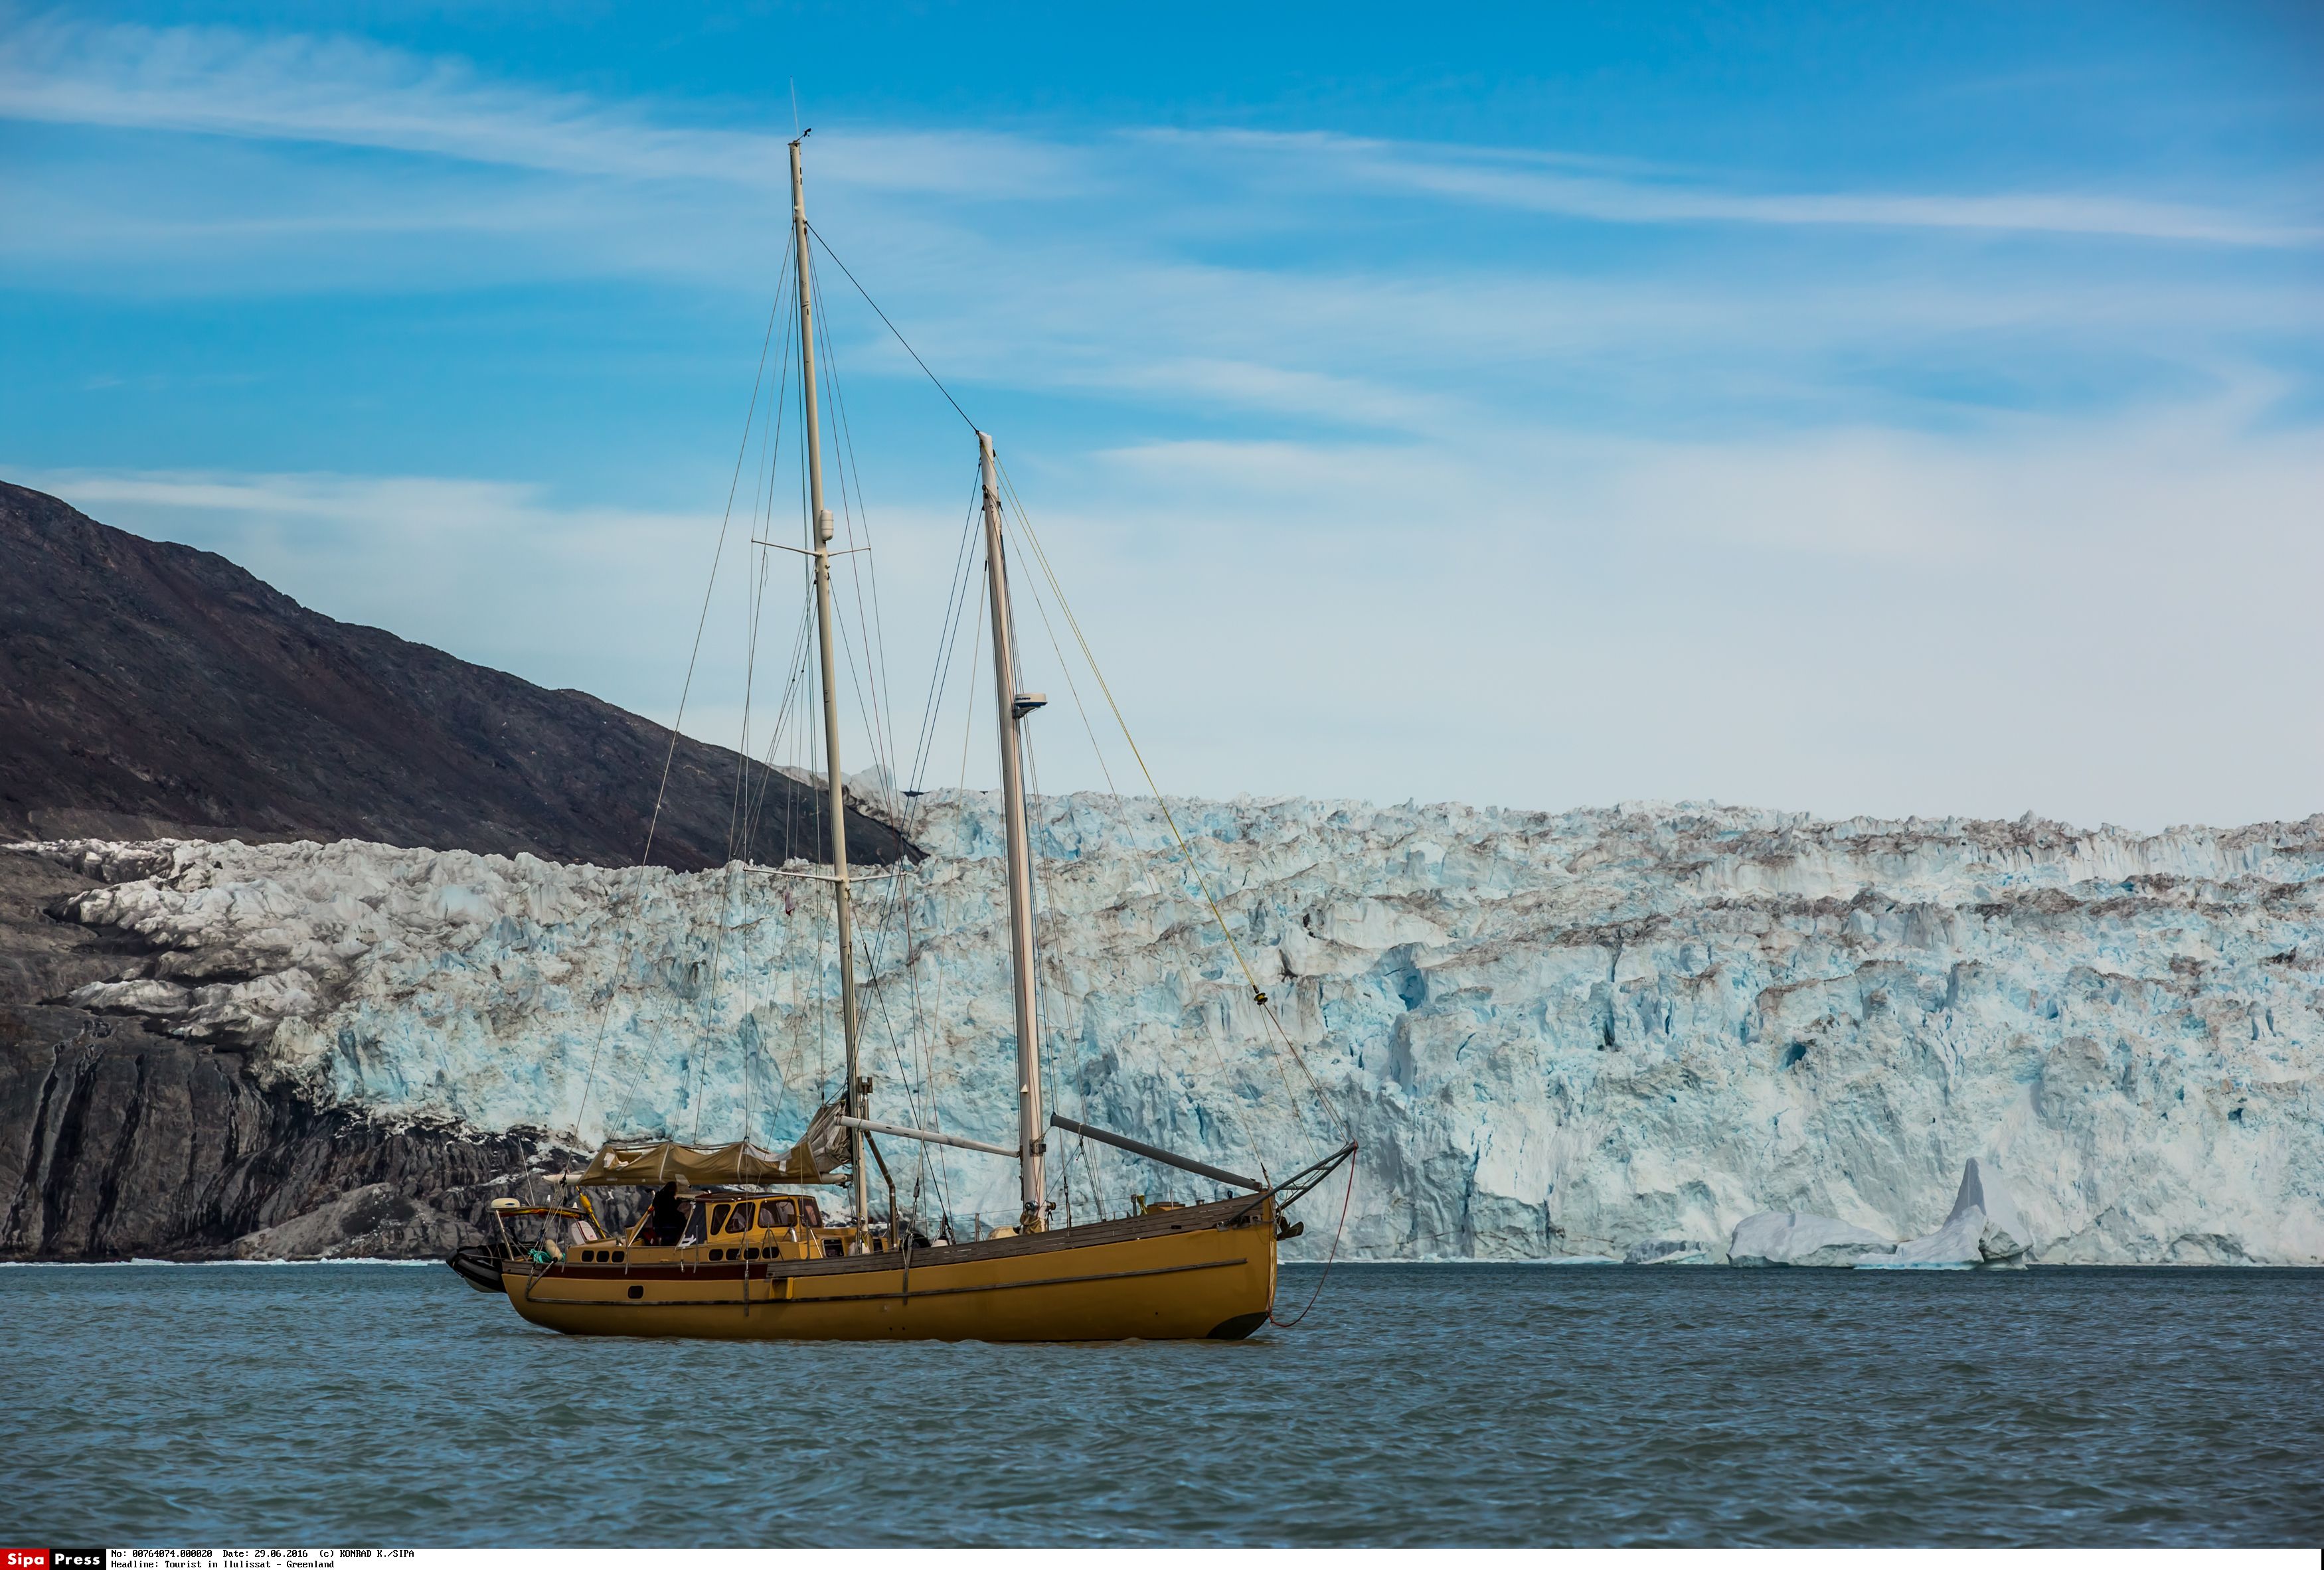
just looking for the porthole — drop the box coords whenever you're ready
[613,1250,625,1262]
[627,1285,644,1299]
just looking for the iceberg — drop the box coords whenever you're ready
[20,790,2324,1263]
[1875,1158,2030,1268]
[1728,1212,1896,1267]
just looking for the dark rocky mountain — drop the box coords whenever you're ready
[0,479,909,1259]
[0,480,909,869]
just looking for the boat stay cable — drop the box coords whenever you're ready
[807,222,979,434]
[868,358,1352,1206]
[995,459,1353,1145]
[577,185,1353,1256]
[568,242,795,1148]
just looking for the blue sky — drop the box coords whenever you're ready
[5,3,2321,827]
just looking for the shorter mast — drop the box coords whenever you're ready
[979,432,1048,1229]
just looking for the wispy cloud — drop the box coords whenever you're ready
[19,378,2324,830]
[7,16,2313,250]
[7,12,2317,452]
[1043,388,2324,824]
[0,16,1084,197]
[8,13,2324,829]
[1163,129,2324,248]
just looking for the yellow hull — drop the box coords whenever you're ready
[495,1195,1278,1342]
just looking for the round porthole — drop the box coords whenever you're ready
[627,1285,644,1299]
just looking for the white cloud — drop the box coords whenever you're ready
[1017,391,2324,826]
[7,15,2313,256]
[21,380,2324,832]
[1165,129,2324,248]
[0,16,1082,198]
[9,17,2324,832]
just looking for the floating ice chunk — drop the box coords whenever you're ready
[1880,1158,2029,1267]
[1728,1212,1896,1267]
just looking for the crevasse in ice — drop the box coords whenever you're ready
[35,790,2324,1263]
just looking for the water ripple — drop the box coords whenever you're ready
[5,1263,2321,1545]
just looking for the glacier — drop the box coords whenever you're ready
[25,790,2324,1263]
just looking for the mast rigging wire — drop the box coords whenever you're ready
[807,222,979,433]
[995,459,1349,1142]
[570,241,795,1146]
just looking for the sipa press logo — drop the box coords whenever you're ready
[5,1553,105,1569]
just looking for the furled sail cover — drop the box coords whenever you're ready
[580,1099,852,1186]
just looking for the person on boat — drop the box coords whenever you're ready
[639,1182,685,1245]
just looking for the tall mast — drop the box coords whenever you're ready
[790,137,869,1242]
[978,432,1047,1230]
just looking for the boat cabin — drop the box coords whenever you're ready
[556,1189,892,1265]
[676,1192,826,1249]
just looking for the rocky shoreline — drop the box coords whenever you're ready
[0,844,567,1260]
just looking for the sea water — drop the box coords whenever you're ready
[5,1262,2320,1546]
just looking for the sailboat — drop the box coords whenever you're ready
[447,136,1352,1341]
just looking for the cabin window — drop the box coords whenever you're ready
[724,1202,755,1233]
[766,1200,796,1227]
[679,1207,708,1247]
[800,1199,824,1227]
[708,1202,733,1236]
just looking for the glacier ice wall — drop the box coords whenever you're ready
[33,793,2324,1263]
